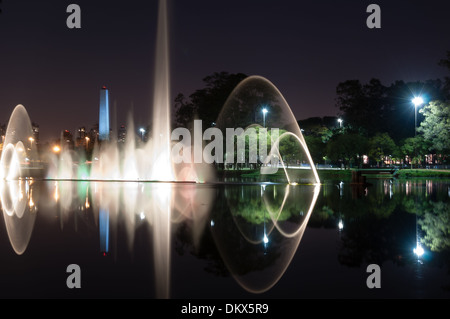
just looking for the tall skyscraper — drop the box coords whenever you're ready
[99,86,110,141]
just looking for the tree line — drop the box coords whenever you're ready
[174,52,450,169]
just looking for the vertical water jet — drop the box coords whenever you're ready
[150,0,174,182]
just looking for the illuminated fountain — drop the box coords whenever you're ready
[0,104,39,181]
[0,0,321,299]
[215,75,320,185]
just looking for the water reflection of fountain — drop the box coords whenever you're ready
[212,183,320,294]
[0,179,37,255]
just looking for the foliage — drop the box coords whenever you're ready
[399,135,429,164]
[304,135,325,164]
[418,100,450,154]
[174,72,248,129]
[367,133,397,166]
[438,50,450,99]
[326,131,368,168]
[419,202,450,252]
[335,78,446,142]
[335,78,386,136]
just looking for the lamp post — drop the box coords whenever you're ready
[411,96,424,168]
[338,118,343,128]
[262,108,268,128]
[140,128,145,141]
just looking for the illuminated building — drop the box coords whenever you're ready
[62,129,74,150]
[99,86,110,141]
[118,124,126,143]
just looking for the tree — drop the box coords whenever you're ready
[368,133,397,167]
[400,136,429,167]
[418,100,450,154]
[438,50,450,99]
[304,135,325,165]
[335,78,388,136]
[336,78,446,142]
[326,132,368,168]
[385,79,446,142]
[174,72,248,129]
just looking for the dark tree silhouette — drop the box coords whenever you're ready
[174,72,248,130]
[438,50,450,99]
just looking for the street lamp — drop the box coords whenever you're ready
[85,136,90,151]
[338,118,343,128]
[262,108,268,128]
[140,128,145,141]
[28,137,34,149]
[411,96,424,168]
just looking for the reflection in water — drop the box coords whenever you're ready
[0,179,319,297]
[314,179,450,281]
[0,179,37,255]
[214,183,320,293]
[0,178,449,297]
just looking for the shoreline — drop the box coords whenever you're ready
[227,168,450,180]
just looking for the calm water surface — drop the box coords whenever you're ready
[0,177,449,299]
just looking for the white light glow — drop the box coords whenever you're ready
[412,97,424,107]
[414,245,424,257]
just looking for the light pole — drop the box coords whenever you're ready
[411,96,424,168]
[412,96,424,137]
[338,118,343,128]
[140,128,145,141]
[262,108,268,128]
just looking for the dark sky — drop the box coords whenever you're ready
[0,0,449,142]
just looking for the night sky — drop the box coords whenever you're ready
[0,0,449,143]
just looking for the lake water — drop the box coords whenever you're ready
[0,177,449,299]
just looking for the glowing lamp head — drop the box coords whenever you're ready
[262,108,268,114]
[414,244,424,257]
[412,97,424,107]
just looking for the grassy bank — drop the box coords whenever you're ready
[225,168,450,181]
[232,168,353,181]
[394,169,450,179]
